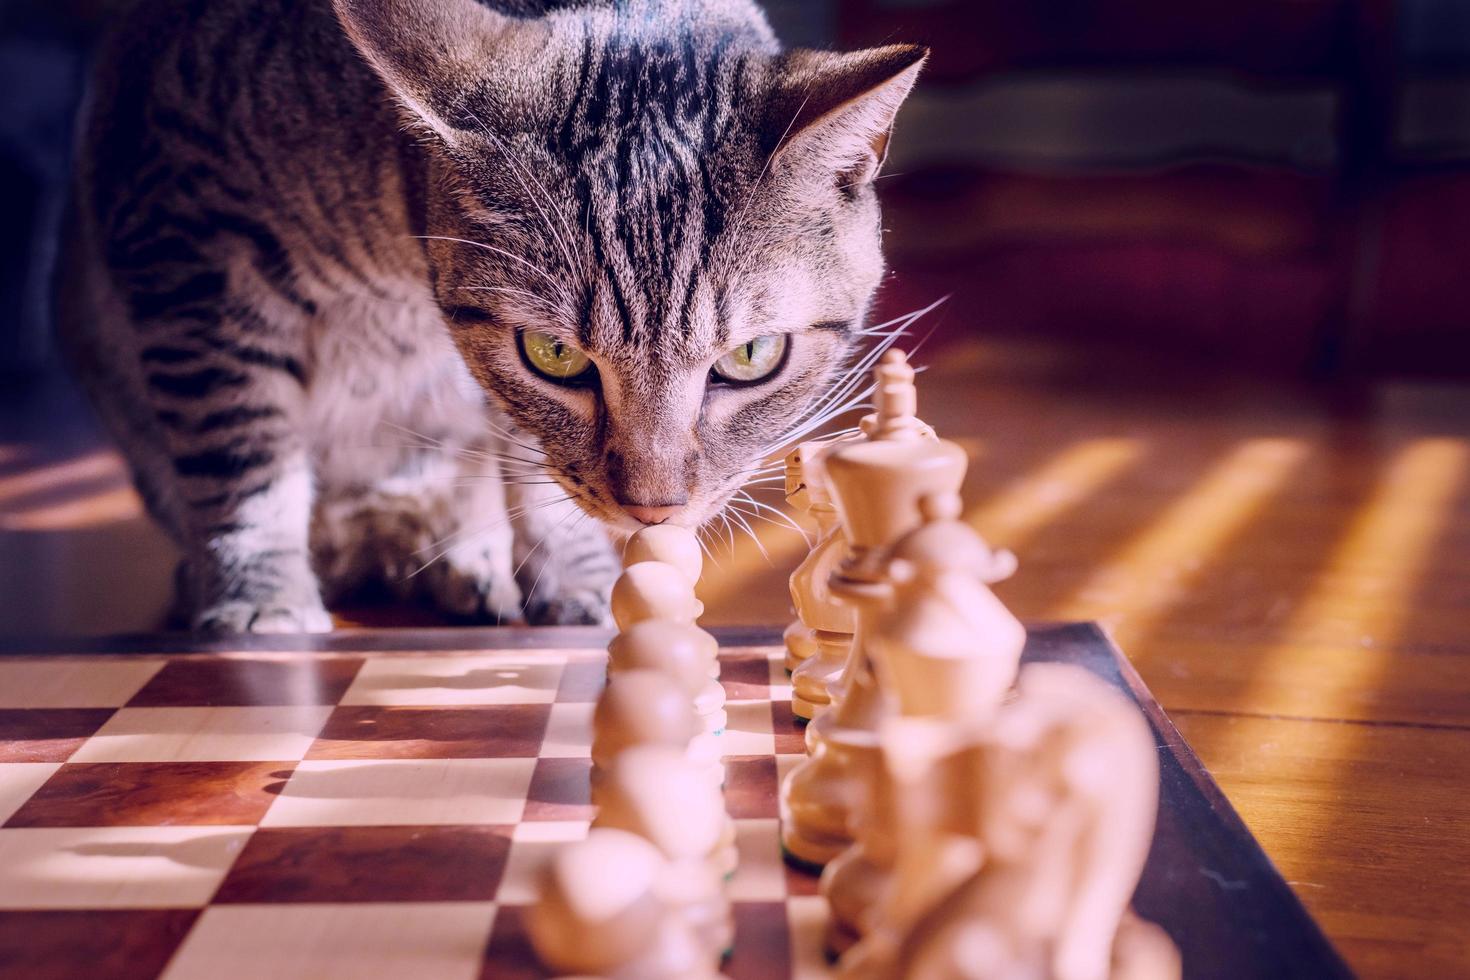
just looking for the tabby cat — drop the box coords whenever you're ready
[58,0,926,632]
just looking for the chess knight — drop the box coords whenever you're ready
[857,664,1181,980]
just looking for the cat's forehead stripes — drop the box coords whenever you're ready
[551,31,760,356]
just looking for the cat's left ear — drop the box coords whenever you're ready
[333,0,555,142]
[766,44,929,187]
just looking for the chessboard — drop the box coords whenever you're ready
[0,624,1349,980]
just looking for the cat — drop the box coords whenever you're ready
[56,0,926,632]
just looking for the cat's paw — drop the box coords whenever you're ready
[195,600,333,634]
[420,557,525,624]
[525,587,613,627]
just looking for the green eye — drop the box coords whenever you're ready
[520,330,592,382]
[711,335,788,384]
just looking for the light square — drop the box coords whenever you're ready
[788,895,833,980]
[538,702,593,758]
[719,701,775,757]
[776,752,806,787]
[497,820,590,905]
[0,826,252,908]
[161,902,498,980]
[261,758,536,827]
[767,655,793,701]
[340,655,563,706]
[0,660,164,708]
[69,706,333,763]
[0,763,62,823]
[728,818,787,902]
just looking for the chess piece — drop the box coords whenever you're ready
[892,664,1178,980]
[612,561,705,630]
[593,745,738,956]
[873,491,1022,721]
[835,718,989,979]
[624,524,704,584]
[592,669,702,776]
[529,827,723,979]
[608,619,727,736]
[827,493,1025,959]
[783,437,857,676]
[787,436,860,717]
[781,349,968,871]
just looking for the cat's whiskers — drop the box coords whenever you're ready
[722,88,813,263]
[478,416,550,459]
[779,299,938,441]
[456,285,562,317]
[782,296,946,434]
[471,122,586,281]
[377,421,557,482]
[519,506,589,609]
[733,489,809,544]
[407,491,570,578]
[724,504,772,565]
[413,235,576,310]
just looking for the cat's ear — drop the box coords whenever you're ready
[333,0,551,142]
[766,44,928,187]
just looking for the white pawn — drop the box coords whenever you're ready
[529,827,722,979]
[594,745,738,959]
[591,670,701,776]
[609,619,727,736]
[623,524,704,584]
[611,561,704,631]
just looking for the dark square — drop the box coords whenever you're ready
[726,902,793,980]
[214,825,513,903]
[0,910,199,980]
[719,654,772,700]
[553,660,604,703]
[0,709,115,762]
[307,704,551,760]
[723,756,779,819]
[128,657,364,707]
[770,701,807,755]
[522,757,593,822]
[5,761,291,827]
[480,905,550,980]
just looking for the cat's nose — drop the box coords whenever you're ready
[622,504,683,526]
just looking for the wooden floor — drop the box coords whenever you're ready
[2,335,1467,977]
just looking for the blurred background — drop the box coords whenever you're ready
[0,4,1467,974]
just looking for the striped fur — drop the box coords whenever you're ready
[58,0,925,632]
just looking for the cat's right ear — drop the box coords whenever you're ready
[765,44,929,186]
[333,0,551,143]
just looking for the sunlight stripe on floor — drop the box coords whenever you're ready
[1220,437,1467,726]
[965,438,1144,549]
[1043,438,1310,643]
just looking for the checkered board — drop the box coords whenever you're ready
[0,624,1349,980]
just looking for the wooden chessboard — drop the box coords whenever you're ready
[0,624,1350,980]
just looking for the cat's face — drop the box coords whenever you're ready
[336,0,925,533]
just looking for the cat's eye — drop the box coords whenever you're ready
[519,330,593,383]
[711,335,788,385]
